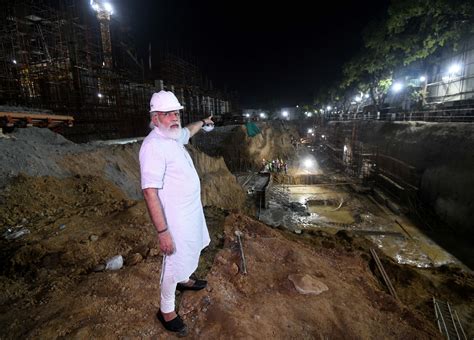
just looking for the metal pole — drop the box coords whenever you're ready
[235,230,247,275]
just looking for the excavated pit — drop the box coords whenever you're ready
[273,174,325,185]
[306,198,355,225]
[0,124,473,338]
[193,122,299,172]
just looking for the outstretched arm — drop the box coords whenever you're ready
[186,115,213,138]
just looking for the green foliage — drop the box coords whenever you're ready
[342,49,394,109]
[335,0,473,110]
[385,0,474,65]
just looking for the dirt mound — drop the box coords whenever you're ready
[178,214,439,339]
[194,122,298,172]
[1,126,472,338]
[187,145,246,210]
[0,127,140,199]
[1,174,471,338]
[0,128,77,188]
[0,172,227,338]
[1,127,247,210]
[0,175,145,276]
[58,143,143,200]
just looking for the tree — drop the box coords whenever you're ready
[342,51,394,112]
[384,0,473,106]
[340,0,474,111]
[342,19,402,112]
[385,0,474,65]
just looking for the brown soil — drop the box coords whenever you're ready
[0,174,455,339]
[194,121,299,172]
[1,127,472,339]
[179,214,440,339]
[0,174,227,339]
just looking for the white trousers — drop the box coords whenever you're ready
[160,256,190,313]
[160,270,178,313]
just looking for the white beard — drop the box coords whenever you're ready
[157,122,182,140]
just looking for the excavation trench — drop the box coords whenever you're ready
[258,170,463,270]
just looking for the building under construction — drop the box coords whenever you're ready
[0,0,234,141]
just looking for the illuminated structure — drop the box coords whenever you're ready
[90,0,113,69]
[0,1,234,141]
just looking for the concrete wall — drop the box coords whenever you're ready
[328,121,474,234]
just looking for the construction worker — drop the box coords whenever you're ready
[139,90,214,336]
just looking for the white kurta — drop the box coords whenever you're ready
[139,127,210,283]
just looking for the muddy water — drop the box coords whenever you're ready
[259,181,465,270]
[306,200,355,224]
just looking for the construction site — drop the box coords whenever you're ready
[0,0,235,141]
[1,1,474,339]
[0,118,473,338]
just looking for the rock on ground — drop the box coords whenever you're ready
[179,213,440,339]
[288,273,329,295]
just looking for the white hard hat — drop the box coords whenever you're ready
[149,90,184,113]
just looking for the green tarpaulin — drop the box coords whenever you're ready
[245,122,261,137]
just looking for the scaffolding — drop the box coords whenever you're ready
[156,51,232,124]
[0,0,235,141]
[0,1,71,107]
[0,1,154,141]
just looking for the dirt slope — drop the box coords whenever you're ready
[187,146,246,210]
[194,122,298,172]
[0,175,441,339]
[179,214,439,339]
[0,174,226,338]
[1,127,472,339]
[0,127,246,210]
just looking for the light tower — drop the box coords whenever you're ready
[90,0,113,69]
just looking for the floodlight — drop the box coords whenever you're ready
[303,159,314,168]
[103,2,113,14]
[392,82,403,92]
[448,63,461,75]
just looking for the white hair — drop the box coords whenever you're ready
[149,111,158,129]
[149,111,182,139]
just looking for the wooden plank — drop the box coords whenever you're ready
[0,111,74,121]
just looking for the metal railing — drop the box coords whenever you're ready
[326,108,474,123]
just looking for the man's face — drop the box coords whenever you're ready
[152,111,182,139]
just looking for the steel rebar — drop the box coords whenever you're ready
[235,230,247,275]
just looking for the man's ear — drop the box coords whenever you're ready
[152,113,160,126]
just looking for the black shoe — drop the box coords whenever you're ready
[156,310,188,336]
[176,279,207,292]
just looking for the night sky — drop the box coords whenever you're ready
[114,0,390,108]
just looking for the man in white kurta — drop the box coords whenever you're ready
[139,90,213,335]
